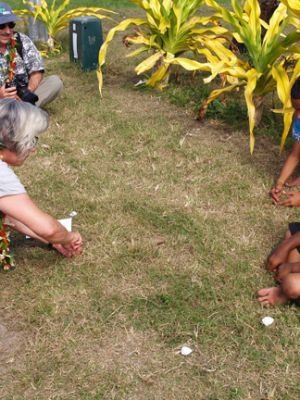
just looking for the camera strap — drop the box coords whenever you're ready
[15,32,24,60]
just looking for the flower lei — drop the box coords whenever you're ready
[0,212,15,271]
[6,33,17,83]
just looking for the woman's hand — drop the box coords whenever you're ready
[53,231,83,257]
[278,191,300,207]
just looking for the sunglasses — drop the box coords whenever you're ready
[0,22,16,30]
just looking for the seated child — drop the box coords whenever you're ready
[270,76,300,206]
[257,228,300,305]
[258,77,300,305]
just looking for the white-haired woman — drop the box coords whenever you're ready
[0,99,82,266]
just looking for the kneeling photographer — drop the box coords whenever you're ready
[0,2,63,108]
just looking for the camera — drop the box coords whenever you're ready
[5,74,39,105]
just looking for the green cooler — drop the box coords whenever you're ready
[69,17,103,71]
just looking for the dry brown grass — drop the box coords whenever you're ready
[1,8,300,400]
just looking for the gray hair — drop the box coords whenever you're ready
[0,99,49,156]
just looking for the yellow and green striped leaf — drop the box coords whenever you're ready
[147,62,170,87]
[244,69,261,153]
[135,51,163,74]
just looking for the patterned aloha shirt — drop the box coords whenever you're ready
[0,32,44,86]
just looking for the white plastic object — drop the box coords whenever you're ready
[58,217,72,232]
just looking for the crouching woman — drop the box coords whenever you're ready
[0,99,82,268]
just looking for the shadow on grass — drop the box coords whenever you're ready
[123,200,206,253]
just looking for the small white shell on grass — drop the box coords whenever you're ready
[69,211,78,217]
[180,346,193,356]
[262,316,274,326]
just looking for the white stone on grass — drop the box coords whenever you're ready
[262,316,274,326]
[180,346,193,356]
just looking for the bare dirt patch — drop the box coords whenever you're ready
[0,318,24,375]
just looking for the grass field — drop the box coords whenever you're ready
[1,3,300,400]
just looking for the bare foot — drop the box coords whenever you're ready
[286,176,300,187]
[257,287,288,306]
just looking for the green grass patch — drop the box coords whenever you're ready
[124,200,206,253]
[128,272,221,345]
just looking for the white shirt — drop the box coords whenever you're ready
[0,160,25,198]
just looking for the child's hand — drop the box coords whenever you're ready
[269,184,283,204]
[267,245,289,271]
[275,263,293,282]
[278,191,300,207]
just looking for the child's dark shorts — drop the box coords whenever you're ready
[288,222,300,253]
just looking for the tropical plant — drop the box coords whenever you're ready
[14,0,116,54]
[167,0,300,152]
[281,0,300,17]
[97,0,227,94]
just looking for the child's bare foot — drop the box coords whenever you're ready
[257,287,288,306]
[286,176,300,187]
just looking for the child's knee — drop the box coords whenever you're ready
[282,273,300,299]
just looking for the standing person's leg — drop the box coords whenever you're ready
[35,75,63,108]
